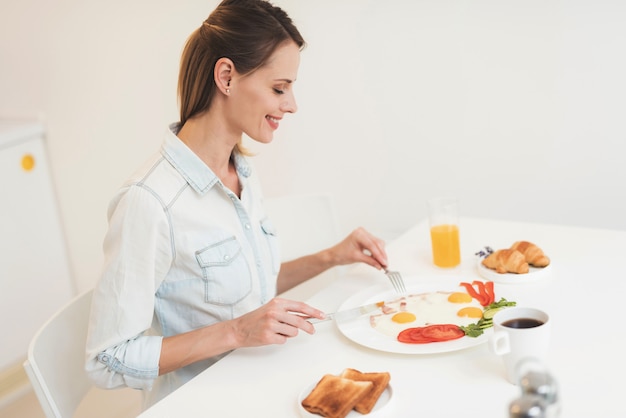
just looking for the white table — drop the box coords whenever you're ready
[138,217,626,417]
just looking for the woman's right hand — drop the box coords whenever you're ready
[159,297,323,375]
[230,298,325,347]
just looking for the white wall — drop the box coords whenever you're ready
[1,0,625,292]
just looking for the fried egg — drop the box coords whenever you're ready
[370,289,483,338]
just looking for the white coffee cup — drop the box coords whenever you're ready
[488,307,551,384]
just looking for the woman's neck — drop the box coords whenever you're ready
[177,114,242,196]
[177,114,239,178]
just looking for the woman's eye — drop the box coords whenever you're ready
[273,87,285,95]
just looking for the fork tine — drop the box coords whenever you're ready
[389,275,398,292]
[395,274,407,294]
[393,273,406,294]
[384,269,407,295]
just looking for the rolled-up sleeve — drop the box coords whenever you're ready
[85,181,172,390]
[89,335,162,389]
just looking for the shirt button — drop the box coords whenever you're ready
[224,255,230,261]
[245,223,251,229]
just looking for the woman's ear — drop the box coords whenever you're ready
[214,57,234,95]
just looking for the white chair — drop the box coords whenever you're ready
[22,289,97,417]
[23,289,94,418]
[23,288,141,418]
[264,193,342,300]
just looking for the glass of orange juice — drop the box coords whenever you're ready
[427,197,461,268]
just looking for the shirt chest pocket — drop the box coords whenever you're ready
[195,237,252,305]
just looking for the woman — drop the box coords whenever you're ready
[86,0,388,409]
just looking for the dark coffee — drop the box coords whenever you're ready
[502,318,544,329]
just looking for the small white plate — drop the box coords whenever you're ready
[298,379,394,418]
[476,258,552,284]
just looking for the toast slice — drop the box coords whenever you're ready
[339,368,391,414]
[301,374,373,418]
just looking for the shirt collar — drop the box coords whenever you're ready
[161,123,251,194]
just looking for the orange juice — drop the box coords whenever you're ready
[430,224,460,267]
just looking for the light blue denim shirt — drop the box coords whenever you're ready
[85,124,280,409]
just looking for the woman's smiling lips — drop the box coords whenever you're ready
[266,115,281,130]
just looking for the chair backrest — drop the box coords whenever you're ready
[23,289,94,418]
[264,193,340,262]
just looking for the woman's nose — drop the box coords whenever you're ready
[280,91,298,114]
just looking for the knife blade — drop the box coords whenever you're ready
[309,301,384,324]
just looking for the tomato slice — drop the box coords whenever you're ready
[421,324,465,341]
[397,327,431,344]
[397,324,465,344]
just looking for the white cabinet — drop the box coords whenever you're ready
[0,121,74,372]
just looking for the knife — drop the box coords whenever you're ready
[308,301,384,324]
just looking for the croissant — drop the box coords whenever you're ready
[482,249,529,274]
[510,241,550,267]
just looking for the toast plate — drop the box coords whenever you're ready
[476,258,552,284]
[298,380,394,417]
[335,284,491,355]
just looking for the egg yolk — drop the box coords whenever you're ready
[448,292,473,303]
[391,312,417,324]
[457,307,483,318]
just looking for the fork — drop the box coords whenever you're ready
[384,268,407,295]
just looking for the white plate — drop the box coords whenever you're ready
[335,284,491,355]
[298,379,394,417]
[476,258,552,284]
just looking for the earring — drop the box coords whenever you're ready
[226,89,230,94]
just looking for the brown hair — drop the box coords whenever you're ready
[178,0,305,128]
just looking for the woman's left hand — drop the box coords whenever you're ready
[327,227,388,270]
[276,227,389,294]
